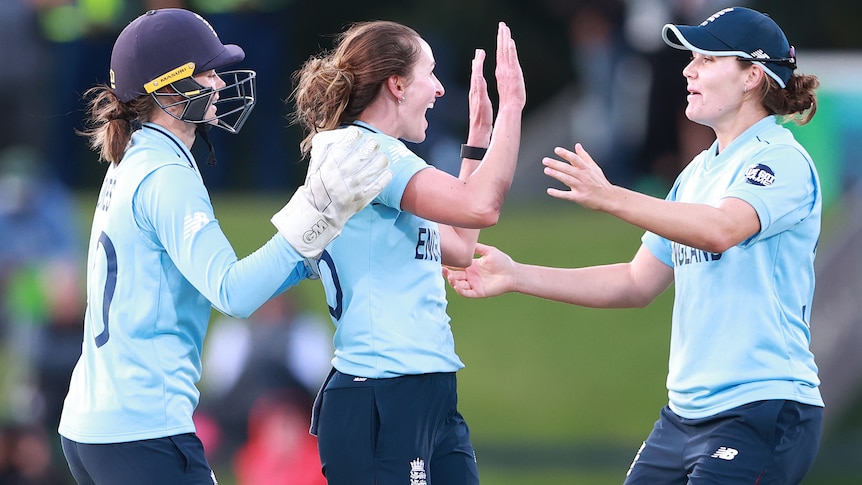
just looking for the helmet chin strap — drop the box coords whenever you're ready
[195,124,218,166]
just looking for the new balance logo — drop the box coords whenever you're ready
[750,49,770,60]
[410,457,427,485]
[711,446,739,460]
[184,212,210,239]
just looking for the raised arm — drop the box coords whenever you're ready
[402,21,526,266]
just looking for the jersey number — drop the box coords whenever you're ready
[94,231,117,347]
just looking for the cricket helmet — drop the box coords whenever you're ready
[109,8,256,133]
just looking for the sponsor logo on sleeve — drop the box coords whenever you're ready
[744,164,775,186]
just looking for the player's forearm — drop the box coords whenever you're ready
[457,156,481,181]
[602,187,748,253]
[511,261,650,308]
[461,107,522,216]
[205,233,306,318]
[441,225,481,268]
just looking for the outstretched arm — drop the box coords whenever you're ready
[543,144,760,253]
[443,243,673,308]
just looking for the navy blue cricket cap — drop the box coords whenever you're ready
[110,8,245,103]
[662,7,796,88]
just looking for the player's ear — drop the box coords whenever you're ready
[743,63,765,93]
[386,75,404,103]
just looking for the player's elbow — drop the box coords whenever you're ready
[628,294,656,308]
[444,251,475,269]
[609,287,656,308]
[696,219,756,254]
[214,301,257,319]
[696,233,740,254]
[618,275,666,308]
[474,209,500,228]
[461,201,502,228]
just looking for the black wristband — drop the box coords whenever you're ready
[460,144,488,160]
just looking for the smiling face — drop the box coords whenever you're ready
[398,38,445,143]
[682,53,753,130]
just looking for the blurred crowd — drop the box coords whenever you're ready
[1,0,808,483]
[0,143,82,483]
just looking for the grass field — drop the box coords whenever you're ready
[66,192,860,484]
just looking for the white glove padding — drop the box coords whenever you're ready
[272,126,392,258]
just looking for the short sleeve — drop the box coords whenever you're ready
[374,139,430,210]
[723,145,818,246]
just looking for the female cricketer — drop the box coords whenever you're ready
[290,20,525,485]
[445,7,823,484]
[58,8,390,484]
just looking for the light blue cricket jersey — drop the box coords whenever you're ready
[317,122,464,378]
[59,123,310,444]
[642,116,824,419]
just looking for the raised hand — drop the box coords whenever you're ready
[543,143,616,212]
[495,22,526,113]
[466,48,493,147]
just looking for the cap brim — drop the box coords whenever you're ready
[199,44,245,72]
[661,24,746,58]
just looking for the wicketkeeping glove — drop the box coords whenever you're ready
[272,126,392,258]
